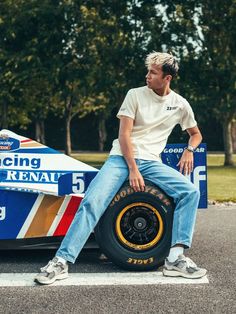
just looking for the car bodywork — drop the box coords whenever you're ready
[0,129,207,249]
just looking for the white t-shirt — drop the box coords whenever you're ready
[109,86,197,162]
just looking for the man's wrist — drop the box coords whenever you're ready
[185,145,195,153]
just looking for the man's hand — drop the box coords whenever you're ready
[178,125,202,175]
[129,168,145,192]
[177,149,194,175]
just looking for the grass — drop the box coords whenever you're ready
[207,154,236,166]
[72,152,108,168]
[72,152,236,202]
[207,167,236,202]
[207,154,236,202]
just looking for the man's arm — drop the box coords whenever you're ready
[118,116,145,192]
[177,126,202,175]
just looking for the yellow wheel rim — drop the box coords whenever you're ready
[115,202,164,250]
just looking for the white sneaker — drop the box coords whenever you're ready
[34,257,69,285]
[163,254,207,279]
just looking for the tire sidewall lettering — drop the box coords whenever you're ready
[109,183,170,209]
[127,257,154,265]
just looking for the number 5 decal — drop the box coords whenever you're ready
[72,173,85,193]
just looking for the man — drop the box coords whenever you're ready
[35,52,207,285]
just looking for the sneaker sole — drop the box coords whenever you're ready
[34,272,69,285]
[163,269,207,279]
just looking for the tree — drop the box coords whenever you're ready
[0,0,31,130]
[197,0,236,165]
[156,1,236,164]
[0,0,66,138]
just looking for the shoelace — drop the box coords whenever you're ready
[40,260,59,273]
[184,257,198,269]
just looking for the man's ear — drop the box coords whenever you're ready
[165,74,172,82]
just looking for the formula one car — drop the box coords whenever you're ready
[0,129,207,270]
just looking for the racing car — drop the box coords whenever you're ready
[0,129,207,270]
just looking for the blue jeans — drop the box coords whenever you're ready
[56,155,200,263]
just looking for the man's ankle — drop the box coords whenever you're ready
[167,246,184,263]
[55,256,67,265]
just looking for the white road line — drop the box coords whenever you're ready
[0,272,209,287]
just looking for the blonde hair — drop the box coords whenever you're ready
[145,52,179,77]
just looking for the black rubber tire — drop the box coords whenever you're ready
[95,180,175,271]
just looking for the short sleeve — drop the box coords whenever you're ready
[180,100,197,131]
[117,89,137,120]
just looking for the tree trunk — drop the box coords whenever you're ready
[1,103,8,129]
[35,120,45,144]
[65,115,71,156]
[98,117,107,152]
[222,117,235,166]
[232,120,236,153]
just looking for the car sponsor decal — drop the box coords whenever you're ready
[161,143,207,208]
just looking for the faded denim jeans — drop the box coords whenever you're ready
[56,155,200,263]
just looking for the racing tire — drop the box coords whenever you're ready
[95,180,175,271]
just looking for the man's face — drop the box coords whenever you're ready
[146,64,170,90]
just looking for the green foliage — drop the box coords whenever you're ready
[196,0,236,122]
[0,0,64,127]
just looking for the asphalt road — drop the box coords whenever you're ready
[0,205,235,314]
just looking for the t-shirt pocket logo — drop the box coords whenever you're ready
[167,106,177,110]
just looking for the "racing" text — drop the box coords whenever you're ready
[0,155,41,169]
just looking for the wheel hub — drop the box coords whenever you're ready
[115,202,164,251]
[134,217,147,230]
